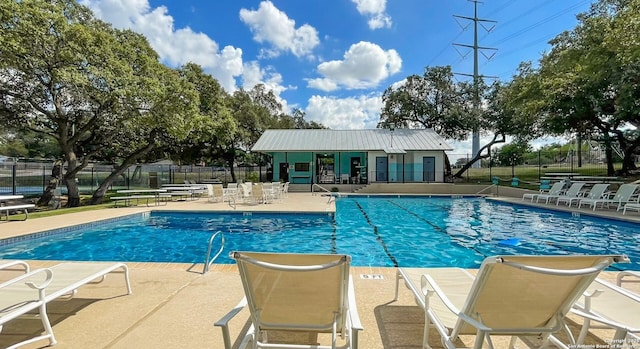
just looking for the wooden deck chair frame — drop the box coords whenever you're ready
[394,254,628,349]
[215,251,363,349]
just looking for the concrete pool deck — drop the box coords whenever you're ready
[1,192,640,348]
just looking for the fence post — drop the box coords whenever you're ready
[42,165,46,192]
[11,164,17,195]
[538,150,541,179]
[489,152,492,182]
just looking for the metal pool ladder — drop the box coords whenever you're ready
[203,231,225,274]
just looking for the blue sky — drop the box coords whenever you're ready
[79,0,593,155]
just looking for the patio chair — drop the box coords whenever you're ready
[206,184,224,203]
[215,251,362,349]
[570,274,640,346]
[523,181,564,202]
[0,261,132,348]
[537,182,585,204]
[393,254,627,349]
[557,183,609,207]
[578,184,638,211]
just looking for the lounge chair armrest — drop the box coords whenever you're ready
[420,274,493,332]
[347,275,363,331]
[617,270,640,287]
[420,274,461,315]
[214,297,248,349]
[0,260,30,273]
[0,268,52,292]
[215,297,247,327]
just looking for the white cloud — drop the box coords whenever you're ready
[308,41,401,91]
[80,0,243,91]
[305,95,383,129]
[242,61,292,112]
[239,1,319,58]
[351,0,392,30]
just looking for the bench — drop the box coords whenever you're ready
[112,195,156,207]
[165,191,195,201]
[0,203,36,221]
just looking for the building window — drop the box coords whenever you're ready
[294,162,310,172]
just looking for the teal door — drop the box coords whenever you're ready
[423,157,435,182]
[376,157,388,182]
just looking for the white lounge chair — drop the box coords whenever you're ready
[571,274,640,346]
[578,184,638,211]
[0,261,132,348]
[523,181,564,202]
[537,182,585,204]
[394,254,627,349]
[215,251,363,349]
[206,184,225,203]
[557,183,609,207]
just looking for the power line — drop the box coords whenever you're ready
[425,1,479,67]
[487,0,591,47]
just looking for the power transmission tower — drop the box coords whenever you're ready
[453,0,497,168]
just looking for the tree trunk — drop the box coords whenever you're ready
[62,151,83,207]
[64,176,81,207]
[605,146,615,176]
[452,133,505,179]
[90,170,124,204]
[37,160,63,207]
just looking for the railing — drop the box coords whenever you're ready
[311,183,331,196]
[475,185,496,196]
[203,231,225,274]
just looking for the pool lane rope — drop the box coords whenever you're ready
[354,201,399,267]
[386,199,489,258]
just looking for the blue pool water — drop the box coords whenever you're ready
[0,197,638,269]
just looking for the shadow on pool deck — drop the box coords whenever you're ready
[1,193,640,348]
[0,262,635,349]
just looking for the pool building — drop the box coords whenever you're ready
[251,128,452,185]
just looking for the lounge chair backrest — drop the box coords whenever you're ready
[206,184,214,197]
[239,183,252,197]
[563,182,585,197]
[232,251,351,334]
[546,182,565,195]
[454,254,626,336]
[212,184,224,197]
[586,184,610,199]
[612,184,638,201]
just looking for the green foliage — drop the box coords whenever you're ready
[246,171,259,183]
[502,0,640,175]
[493,142,532,166]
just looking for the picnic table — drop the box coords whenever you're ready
[0,195,35,221]
[113,189,168,207]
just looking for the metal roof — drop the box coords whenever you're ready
[251,129,453,152]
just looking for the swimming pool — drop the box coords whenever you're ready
[0,197,638,269]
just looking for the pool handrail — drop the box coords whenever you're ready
[203,231,225,274]
[311,183,331,195]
